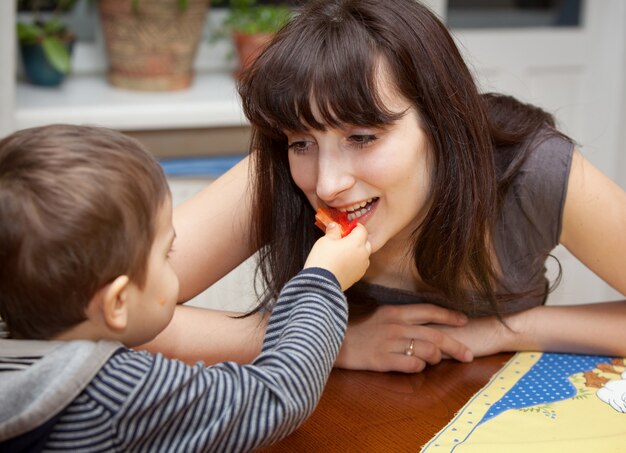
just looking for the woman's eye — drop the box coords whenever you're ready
[288,141,311,154]
[349,134,377,148]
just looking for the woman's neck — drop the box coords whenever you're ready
[364,240,424,292]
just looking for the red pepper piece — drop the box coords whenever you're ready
[314,207,358,238]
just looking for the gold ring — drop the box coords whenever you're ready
[404,338,415,356]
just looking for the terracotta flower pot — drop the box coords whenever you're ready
[98,0,210,91]
[232,31,273,78]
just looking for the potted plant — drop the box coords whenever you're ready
[213,0,292,77]
[16,0,77,87]
[98,0,210,91]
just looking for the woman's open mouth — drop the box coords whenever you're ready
[339,197,379,222]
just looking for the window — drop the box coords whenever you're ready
[447,0,583,29]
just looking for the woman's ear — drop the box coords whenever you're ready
[101,275,131,332]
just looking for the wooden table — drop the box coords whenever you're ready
[261,353,513,452]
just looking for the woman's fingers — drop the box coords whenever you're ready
[415,327,473,363]
[378,305,473,362]
[379,303,468,327]
[392,336,441,365]
[337,326,471,372]
[392,326,472,364]
[357,335,454,373]
[373,353,428,374]
[337,303,474,373]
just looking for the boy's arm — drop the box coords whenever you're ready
[112,268,347,452]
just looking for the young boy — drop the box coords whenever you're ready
[0,125,371,452]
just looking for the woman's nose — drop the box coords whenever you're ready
[315,152,355,202]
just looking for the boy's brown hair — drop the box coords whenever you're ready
[0,124,170,340]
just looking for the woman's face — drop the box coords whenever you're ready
[286,76,433,254]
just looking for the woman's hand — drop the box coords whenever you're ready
[335,304,474,373]
[432,315,513,358]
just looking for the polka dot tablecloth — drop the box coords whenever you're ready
[482,352,608,423]
[422,352,625,452]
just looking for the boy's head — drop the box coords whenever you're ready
[0,124,178,344]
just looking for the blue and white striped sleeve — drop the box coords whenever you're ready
[49,267,347,452]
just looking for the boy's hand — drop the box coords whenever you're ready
[304,223,371,291]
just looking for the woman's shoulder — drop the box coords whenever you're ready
[520,130,575,180]
[496,128,575,272]
[509,130,574,230]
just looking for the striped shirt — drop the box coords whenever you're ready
[1,267,347,452]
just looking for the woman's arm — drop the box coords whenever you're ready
[171,156,255,302]
[143,157,264,364]
[431,301,626,358]
[141,305,267,365]
[559,148,626,295]
[508,148,626,355]
[433,149,626,357]
[508,301,626,355]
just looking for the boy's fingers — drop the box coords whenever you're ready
[352,224,369,241]
[325,222,342,238]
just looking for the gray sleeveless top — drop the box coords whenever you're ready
[348,132,574,317]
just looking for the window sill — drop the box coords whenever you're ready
[15,71,247,131]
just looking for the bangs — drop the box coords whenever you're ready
[239,12,403,137]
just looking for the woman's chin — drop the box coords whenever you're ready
[368,235,386,255]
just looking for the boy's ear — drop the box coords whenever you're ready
[101,275,131,332]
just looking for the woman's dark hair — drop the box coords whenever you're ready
[239,0,566,315]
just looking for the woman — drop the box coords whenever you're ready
[150,0,626,373]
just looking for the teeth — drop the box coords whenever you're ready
[338,197,376,221]
[339,198,375,213]
[347,208,369,221]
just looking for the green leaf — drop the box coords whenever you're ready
[43,19,65,36]
[222,3,291,35]
[42,36,71,74]
[17,22,43,43]
[178,0,188,10]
